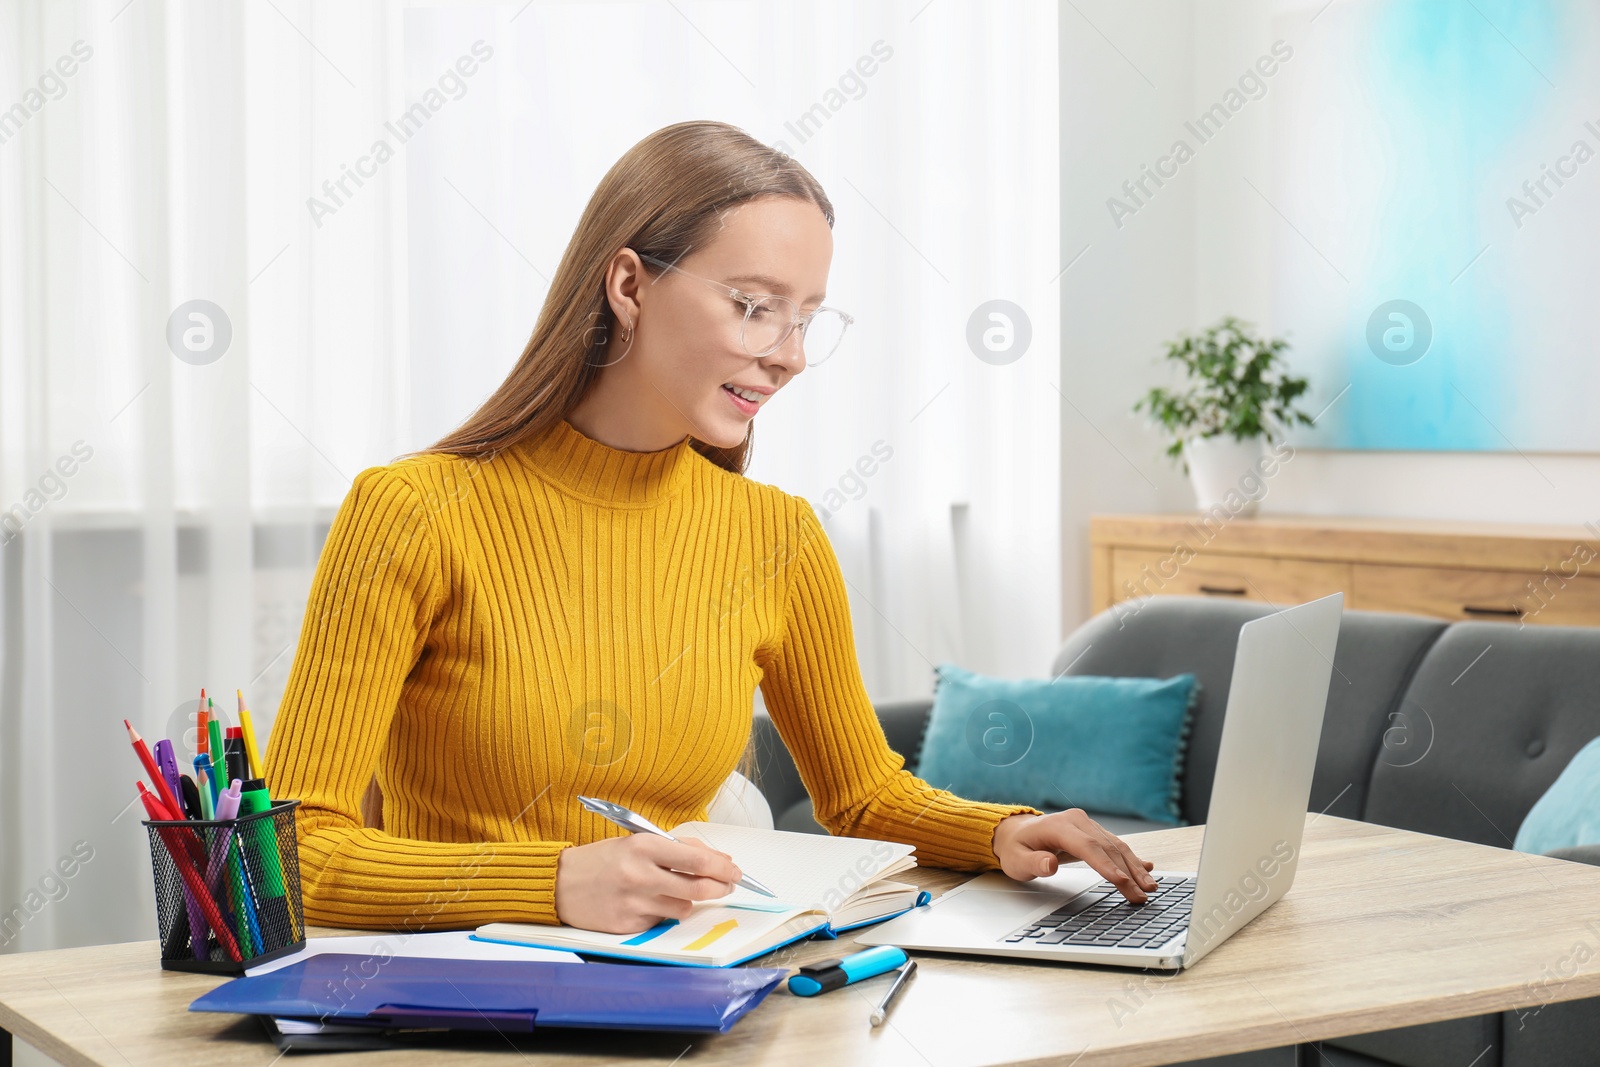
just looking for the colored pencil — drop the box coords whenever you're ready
[124,721,183,819]
[237,689,264,782]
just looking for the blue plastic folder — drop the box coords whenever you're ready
[190,954,788,1034]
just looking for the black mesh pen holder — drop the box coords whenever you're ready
[141,799,306,974]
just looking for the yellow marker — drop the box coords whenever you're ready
[683,919,739,952]
[237,689,264,782]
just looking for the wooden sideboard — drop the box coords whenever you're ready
[1090,513,1600,627]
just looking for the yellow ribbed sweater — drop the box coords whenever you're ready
[264,416,1041,930]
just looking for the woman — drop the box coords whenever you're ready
[265,120,1156,936]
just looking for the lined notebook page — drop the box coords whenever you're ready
[504,901,802,953]
[476,902,822,966]
[671,822,915,913]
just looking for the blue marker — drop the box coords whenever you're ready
[787,945,909,996]
[195,752,222,807]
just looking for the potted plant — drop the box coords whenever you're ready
[1133,316,1314,515]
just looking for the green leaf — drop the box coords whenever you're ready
[1132,316,1315,466]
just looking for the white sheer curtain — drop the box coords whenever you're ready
[0,0,411,956]
[0,0,1058,962]
[407,0,1062,703]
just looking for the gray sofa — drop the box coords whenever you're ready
[748,596,1600,1067]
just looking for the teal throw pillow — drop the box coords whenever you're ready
[1514,736,1600,855]
[916,663,1198,825]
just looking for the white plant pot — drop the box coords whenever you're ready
[1182,435,1267,516]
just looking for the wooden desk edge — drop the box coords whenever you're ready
[4,815,1600,1067]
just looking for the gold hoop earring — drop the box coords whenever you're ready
[621,321,633,343]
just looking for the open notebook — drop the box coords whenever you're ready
[473,822,927,967]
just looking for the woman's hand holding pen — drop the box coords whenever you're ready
[554,835,745,933]
[991,809,1158,903]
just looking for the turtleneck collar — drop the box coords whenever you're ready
[514,417,698,506]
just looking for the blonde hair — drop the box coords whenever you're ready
[418,120,834,475]
[414,121,833,804]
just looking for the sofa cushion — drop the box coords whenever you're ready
[1546,843,1600,865]
[774,797,827,835]
[1363,622,1600,847]
[1315,1049,1403,1067]
[1503,993,1600,1065]
[773,796,1169,841]
[1051,597,1446,826]
[756,698,937,836]
[917,663,1197,823]
[1514,735,1600,854]
[750,711,810,827]
[1327,1014,1500,1067]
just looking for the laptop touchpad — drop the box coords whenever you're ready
[929,889,1056,929]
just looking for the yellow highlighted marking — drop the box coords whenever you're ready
[684,918,739,951]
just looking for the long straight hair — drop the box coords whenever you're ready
[415,121,832,806]
[419,121,834,475]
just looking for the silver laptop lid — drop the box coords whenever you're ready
[1182,592,1343,968]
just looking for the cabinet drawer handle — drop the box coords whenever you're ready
[1198,584,1248,597]
[1462,604,1524,618]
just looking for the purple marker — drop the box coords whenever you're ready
[156,738,208,960]
[153,739,185,815]
[205,782,243,898]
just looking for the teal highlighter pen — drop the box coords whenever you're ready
[787,945,909,996]
[192,755,216,819]
[216,778,263,957]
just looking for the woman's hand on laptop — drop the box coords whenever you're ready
[992,810,1158,903]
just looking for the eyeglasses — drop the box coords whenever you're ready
[637,252,853,365]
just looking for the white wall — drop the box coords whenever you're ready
[1061,0,1600,635]
[1058,2,1197,634]
[1191,0,1600,529]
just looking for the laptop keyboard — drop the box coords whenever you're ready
[1000,874,1195,950]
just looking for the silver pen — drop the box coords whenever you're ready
[577,795,776,897]
[870,959,917,1027]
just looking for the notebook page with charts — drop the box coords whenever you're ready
[474,824,925,967]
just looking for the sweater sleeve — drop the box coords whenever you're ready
[756,499,1042,871]
[265,465,570,930]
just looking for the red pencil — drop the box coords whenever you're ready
[136,779,178,820]
[138,783,242,962]
[125,720,183,818]
[196,688,209,760]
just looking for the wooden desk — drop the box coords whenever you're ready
[3,815,1599,1067]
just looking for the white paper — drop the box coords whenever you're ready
[245,929,583,976]
[673,821,915,912]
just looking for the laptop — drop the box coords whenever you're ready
[855,592,1343,971]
